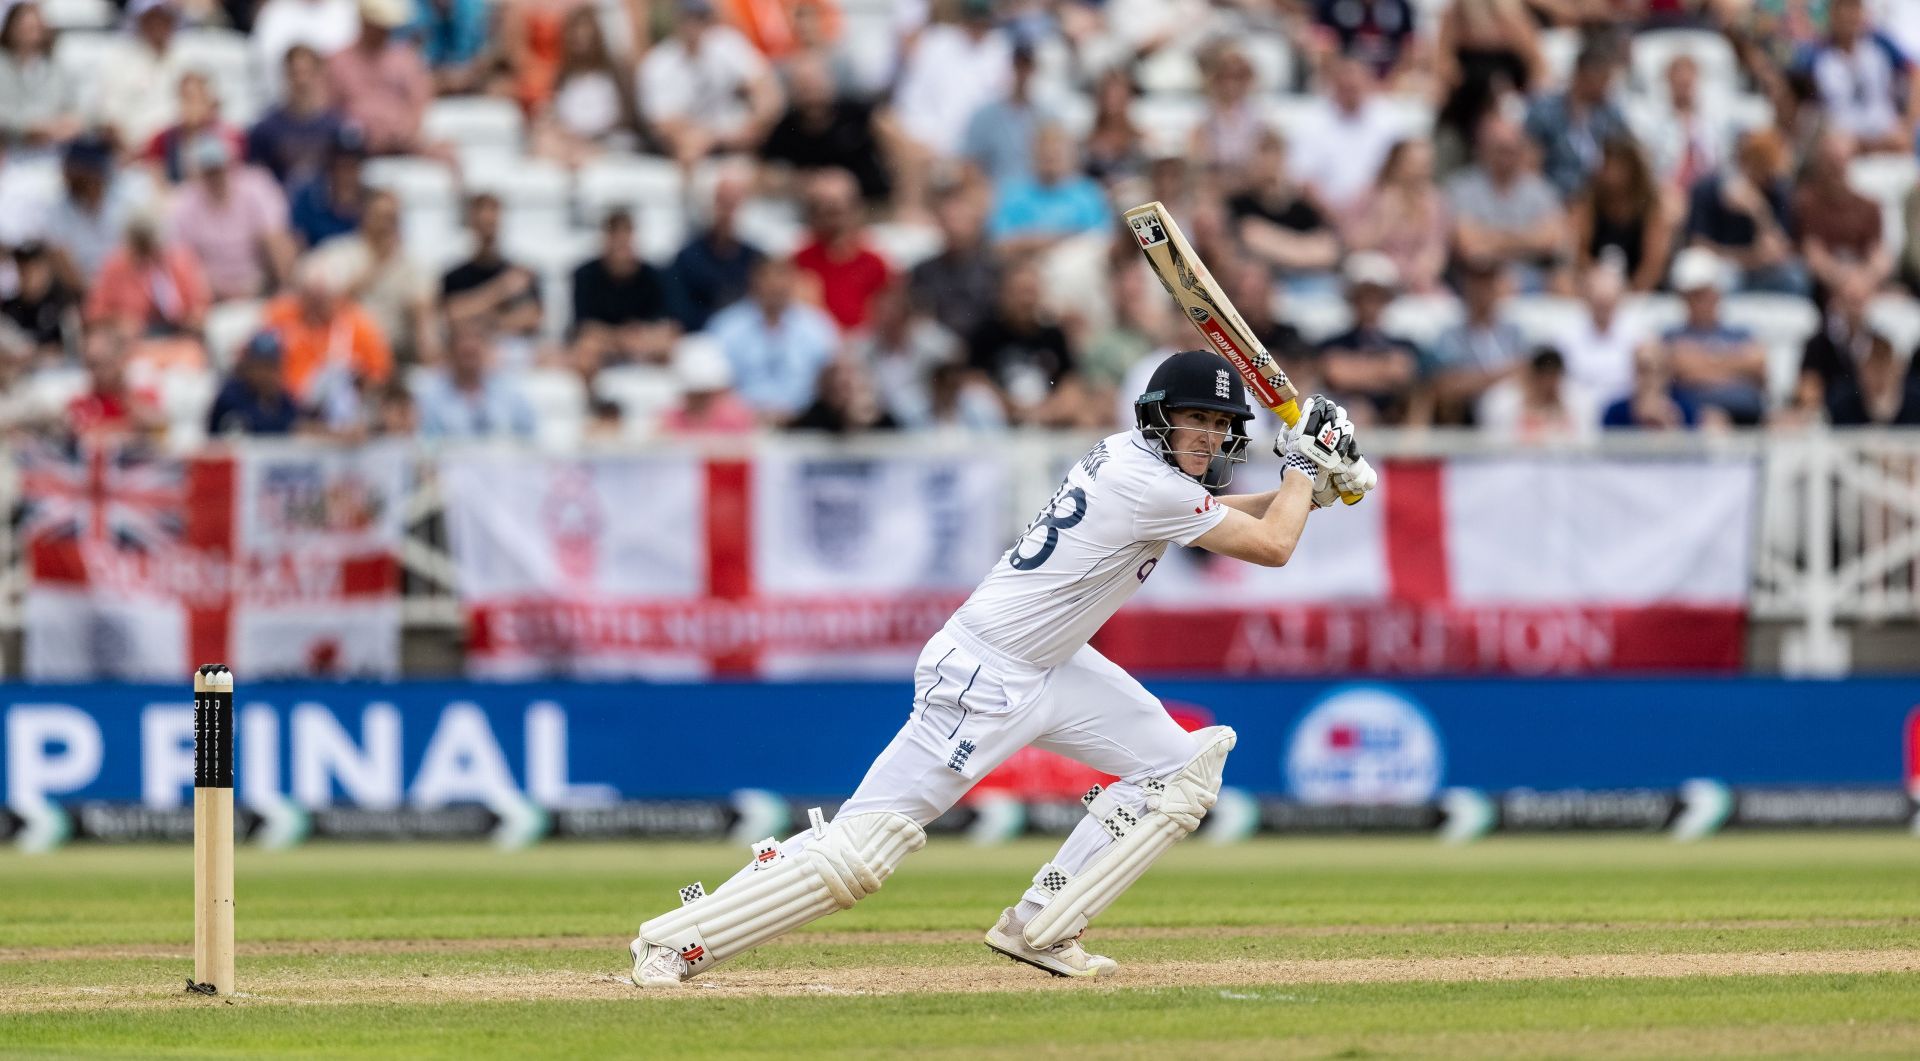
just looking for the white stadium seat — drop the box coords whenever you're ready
[172,29,259,125]
[41,0,113,30]
[1847,154,1919,258]
[1382,293,1463,348]
[1501,295,1587,348]
[594,364,683,439]
[1130,94,1207,144]
[1630,29,1741,106]
[519,367,589,451]
[423,97,525,157]
[1283,292,1350,343]
[868,221,943,271]
[1868,293,1920,357]
[576,153,685,216]
[733,197,805,257]
[203,299,265,372]
[363,155,459,207]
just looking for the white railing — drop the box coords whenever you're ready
[4,428,1915,675]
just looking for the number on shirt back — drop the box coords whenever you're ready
[1009,484,1088,571]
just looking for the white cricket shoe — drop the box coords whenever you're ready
[984,908,1118,978]
[630,939,691,987]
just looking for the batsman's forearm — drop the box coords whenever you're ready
[1220,487,1283,518]
[1261,471,1315,565]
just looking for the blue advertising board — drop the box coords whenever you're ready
[3,677,1915,812]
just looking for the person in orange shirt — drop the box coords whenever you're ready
[718,0,840,61]
[83,213,211,337]
[261,255,394,405]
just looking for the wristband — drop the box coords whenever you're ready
[1282,451,1318,481]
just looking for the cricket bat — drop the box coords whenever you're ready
[1124,200,1372,505]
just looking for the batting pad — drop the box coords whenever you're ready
[1022,726,1236,949]
[637,811,925,976]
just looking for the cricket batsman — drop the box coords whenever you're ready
[631,349,1374,984]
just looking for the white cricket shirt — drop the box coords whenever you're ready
[949,429,1227,667]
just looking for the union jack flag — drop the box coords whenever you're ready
[17,438,186,554]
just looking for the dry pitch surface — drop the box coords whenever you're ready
[4,835,1920,1057]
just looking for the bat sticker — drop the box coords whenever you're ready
[1129,213,1169,247]
[1187,305,1211,324]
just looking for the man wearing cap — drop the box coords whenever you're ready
[289,125,367,247]
[167,134,297,300]
[325,0,433,156]
[207,331,302,435]
[1427,257,1527,425]
[1316,253,1421,425]
[640,0,784,166]
[1660,247,1769,425]
[42,135,156,286]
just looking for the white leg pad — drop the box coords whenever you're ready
[636,811,924,976]
[1022,726,1235,949]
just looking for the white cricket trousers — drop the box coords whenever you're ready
[832,621,1204,908]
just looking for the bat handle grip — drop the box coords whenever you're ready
[1339,457,1375,506]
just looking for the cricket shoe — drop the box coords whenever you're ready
[630,939,691,987]
[984,908,1117,978]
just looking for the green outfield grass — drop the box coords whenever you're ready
[4,834,1920,1058]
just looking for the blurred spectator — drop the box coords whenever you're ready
[887,0,1010,211]
[1524,41,1628,200]
[720,0,841,61]
[248,45,349,190]
[640,0,783,166]
[571,208,676,370]
[1555,258,1646,412]
[909,188,998,339]
[84,210,210,335]
[658,332,759,435]
[1448,112,1567,292]
[317,188,439,366]
[1797,271,1920,424]
[792,167,889,331]
[926,359,1006,431]
[254,0,359,100]
[1480,347,1594,439]
[442,192,543,350]
[1794,130,1890,297]
[791,356,897,432]
[1800,0,1915,154]
[1902,182,1920,295]
[1080,260,1166,401]
[1428,257,1526,424]
[531,6,644,167]
[760,52,888,201]
[847,281,960,430]
[583,394,623,440]
[1641,55,1727,200]
[1684,128,1803,294]
[326,0,434,157]
[288,125,367,248]
[1226,259,1314,381]
[1289,55,1402,213]
[45,137,157,288]
[1602,345,1704,430]
[94,0,192,149]
[167,135,298,301]
[666,166,763,331]
[967,260,1080,425]
[1081,67,1143,185]
[413,320,538,438]
[3,242,77,356]
[1316,253,1420,425]
[67,328,164,439]
[987,125,1108,254]
[262,254,393,403]
[1188,41,1262,186]
[1661,247,1769,425]
[1315,0,1418,83]
[706,255,836,420]
[1342,138,1448,295]
[1229,130,1340,296]
[410,0,491,94]
[498,0,580,116]
[207,330,302,435]
[1573,140,1671,293]
[368,379,417,436]
[0,0,82,149]
[962,41,1052,189]
[142,72,246,186]
[1435,0,1540,165]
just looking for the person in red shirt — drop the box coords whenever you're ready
[791,167,891,332]
[67,329,165,440]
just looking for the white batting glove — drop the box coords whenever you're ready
[1276,395,1358,472]
[1332,458,1378,500]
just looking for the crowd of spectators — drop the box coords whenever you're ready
[5,0,1920,451]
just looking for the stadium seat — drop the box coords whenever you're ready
[464,154,568,210]
[20,365,89,422]
[733,198,805,257]
[423,97,525,158]
[1135,49,1202,96]
[363,155,459,208]
[41,0,112,30]
[1130,94,1206,143]
[1846,154,1918,258]
[202,299,265,373]
[593,364,683,439]
[1722,292,1820,402]
[576,153,685,216]
[1633,293,1687,337]
[156,365,218,449]
[868,221,943,271]
[52,31,134,110]
[1501,295,1587,348]
[1630,29,1741,105]
[1383,293,1463,348]
[519,367,589,451]
[1283,292,1351,343]
[1868,293,1920,357]
[1538,27,1581,90]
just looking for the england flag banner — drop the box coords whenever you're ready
[1098,455,1761,674]
[445,450,1010,678]
[21,440,405,680]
